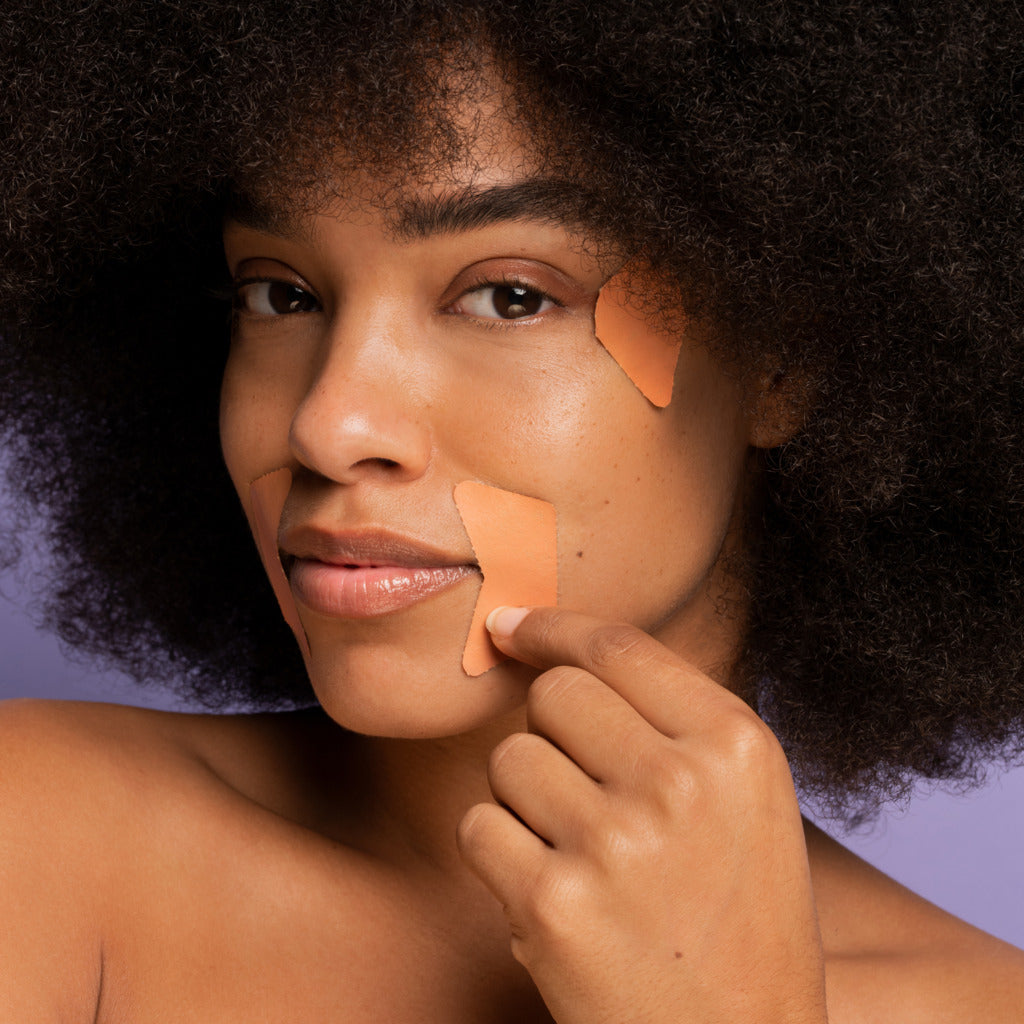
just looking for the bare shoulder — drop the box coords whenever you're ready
[0,696,278,802]
[0,696,220,843]
[805,820,1024,1022]
[0,697,317,1022]
[0,699,169,1020]
[0,696,332,814]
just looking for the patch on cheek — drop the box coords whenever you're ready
[249,467,311,660]
[594,275,683,408]
[453,481,558,677]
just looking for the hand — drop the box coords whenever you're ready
[456,606,828,1024]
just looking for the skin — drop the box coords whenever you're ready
[220,200,753,734]
[1,90,1023,1024]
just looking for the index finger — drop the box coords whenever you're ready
[485,605,739,736]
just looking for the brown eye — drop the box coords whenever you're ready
[458,283,555,320]
[492,285,544,318]
[234,280,320,315]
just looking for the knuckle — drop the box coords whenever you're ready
[645,745,698,800]
[593,810,665,870]
[528,606,567,652]
[717,710,781,767]
[455,801,498,855]
[635,745,701,820]
[522,863,585,940]
[591,815,634,864]
[488,731,536,779]
[527,665,586,718]
[584,622,648,671]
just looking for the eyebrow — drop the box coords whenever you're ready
[226,177,598,242]
[225,190,307,240]
[390,178,595,239]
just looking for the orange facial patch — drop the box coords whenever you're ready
[249,467,311,659]
[453,481,558,676]
[594,276,683,407]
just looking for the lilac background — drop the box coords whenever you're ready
[1,556,1021,948]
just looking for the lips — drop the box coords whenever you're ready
[282,526,479,618]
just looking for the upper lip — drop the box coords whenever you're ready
[281,525,477,569]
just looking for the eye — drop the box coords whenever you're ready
[457,282,556,320]
[233,279,321,316]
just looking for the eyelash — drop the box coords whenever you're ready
[453,275,563,324]
[225,273,563,323]
[230,277,321,317]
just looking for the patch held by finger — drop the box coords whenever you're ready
[454,481,558,676]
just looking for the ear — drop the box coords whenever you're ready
[747,365,815,449]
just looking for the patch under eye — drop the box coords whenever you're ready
[236,280,320,315]
[461,284,554,320]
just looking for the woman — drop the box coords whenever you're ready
[1,1,1022,1020]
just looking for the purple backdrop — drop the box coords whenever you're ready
[1,562,1021,948]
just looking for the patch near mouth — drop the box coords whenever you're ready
[250,467,311,659]
[594,275,683,408]
[454,480,558,676]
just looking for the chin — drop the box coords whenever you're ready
[289,576,532,737]
[302,632,535,739]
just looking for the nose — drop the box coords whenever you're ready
[288,304,433,485]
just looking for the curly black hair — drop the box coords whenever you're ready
[1,0,1022,820]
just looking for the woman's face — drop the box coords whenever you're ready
[220,129,759,739]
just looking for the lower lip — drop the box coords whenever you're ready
[289,560,478,618]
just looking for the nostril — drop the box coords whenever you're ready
[288,400,431,484]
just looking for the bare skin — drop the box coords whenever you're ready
[0,693,1021,1023]
[2,71,1023,1023]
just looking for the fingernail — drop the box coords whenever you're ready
[485,606,530,638]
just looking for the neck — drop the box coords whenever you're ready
[315,704,529,877]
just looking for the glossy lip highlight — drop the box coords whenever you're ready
[282,526,480,619]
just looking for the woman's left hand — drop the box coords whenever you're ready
[456,606,828,1024]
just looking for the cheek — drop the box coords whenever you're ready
[219,347,301,504]
[436,339,615,485]
[465,343,749,626]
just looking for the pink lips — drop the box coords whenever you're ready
[283,528,478,619]
[289,562,476,617]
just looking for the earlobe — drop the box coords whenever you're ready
[748,366,816,449]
